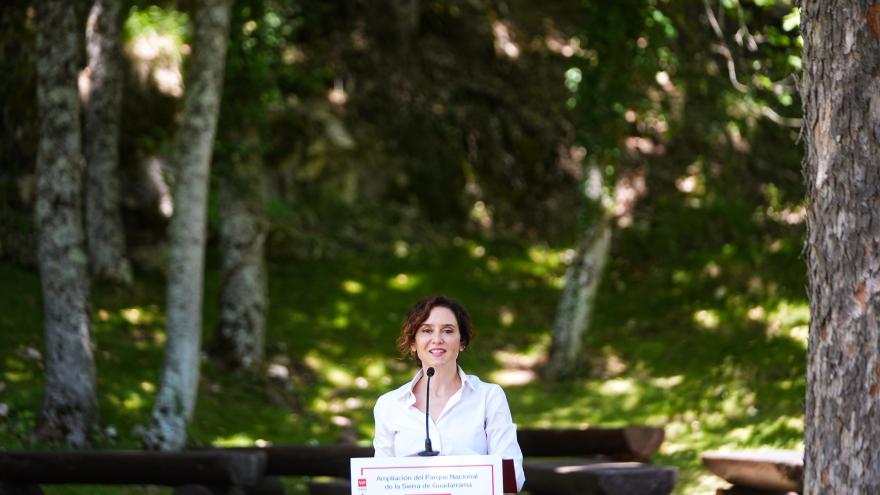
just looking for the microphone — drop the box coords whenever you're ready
[418,367,439,456]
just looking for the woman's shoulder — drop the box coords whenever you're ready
[463,372,505,396]
[375,380,413,407]
[463,374,513,415]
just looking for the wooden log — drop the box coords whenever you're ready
[0,483,44,495]
[702,450,802,493]
[173,478,286,495]
[306,479,350,495]
[226,426,664,479]
[241,476,286,495]
[174,485,247,495]
[516,427,665,460]
[231,446,373,478]
[524,459,677,495]
[0,450,267,486]
[715,487,798,495]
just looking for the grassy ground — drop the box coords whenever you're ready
[0,207,806,494]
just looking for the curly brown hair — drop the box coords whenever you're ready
[396,295,474,366]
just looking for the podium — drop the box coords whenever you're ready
[349,455,518,494]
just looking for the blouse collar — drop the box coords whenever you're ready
[398,366,472,403]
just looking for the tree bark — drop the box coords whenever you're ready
[802,1,880,492]
[84,0,132,285]
[144,0,233,451]
[213,156,268,371]
[544,218,611,379]
[33,0,97,447]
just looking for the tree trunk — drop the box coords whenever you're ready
[144,0,233,451]
[544,218,611,379]
[802,1,880,492]
[33,0,97,447]
[213,157,268,371]
[391,0,420,48]
[84,0,132,285]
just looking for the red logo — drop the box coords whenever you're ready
[358,478,367,488]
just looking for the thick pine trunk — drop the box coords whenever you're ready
[84,0,132,285]
[544,219,611,379]
[802,1,880,492]
[214,159,268,371]
[144,0,232,451]
[33,0,98,447]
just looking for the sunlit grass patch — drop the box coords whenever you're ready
[693,309,721,329]
[765,300,809,343]
[212,433,260,447]
[387,272,421,290]
[103,391,149,412]
[304,353,355,388]
[341,279,364,294]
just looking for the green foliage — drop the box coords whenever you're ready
[0,0,38,265]
[782,8,800,32]
[123,5,189,49]
[2,0,805,250]
[210,0,587,242]
[568,0,801,175]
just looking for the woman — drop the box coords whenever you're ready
[372,295,525,491]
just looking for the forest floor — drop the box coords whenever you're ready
[0,227,807,494]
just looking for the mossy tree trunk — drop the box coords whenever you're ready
[214,147,268,371]
[144,0,233,451]
[544,219,611,380]
[33,0,97,447]
[84,0,132,285]
[802,0,880,492]
[544,162,612,380]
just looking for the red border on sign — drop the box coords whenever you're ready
[360,463,496,495]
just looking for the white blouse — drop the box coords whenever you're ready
[372,367,525,491]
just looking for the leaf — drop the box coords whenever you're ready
[782,8,800,32]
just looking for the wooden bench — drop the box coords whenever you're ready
[702,450,802,495]
[524,460,677,495]
[234,445,374,495]
[0,450,267,495]
[229,445,374,478]
[298,426,676,495]
[518,427,676,495]
[518,426,665,461]
[0,429,676,495]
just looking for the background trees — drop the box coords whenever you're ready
[0,0,826,491]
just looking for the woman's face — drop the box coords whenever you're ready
[412,306,462,369]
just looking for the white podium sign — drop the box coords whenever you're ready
[350,455,504,495]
